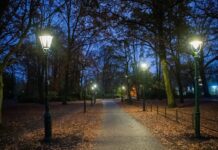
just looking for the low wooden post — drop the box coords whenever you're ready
[157,105,158,114]
[151,103,152,112]
[142,98,146,111]
[165,107,167,117]
[192,113,194,128]
[176,109,178,122]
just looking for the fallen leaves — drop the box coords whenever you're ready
[0,101,103,150]
[119,100,218,150]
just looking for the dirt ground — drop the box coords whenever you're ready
[1,98,217,150]
[119,99,218,150]
[0,100,102,150]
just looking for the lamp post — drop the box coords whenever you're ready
[140,62,148,111]
[121,86,126,102]
[39,34,53,143]
[190,38,203,138]
[91,83,97,105]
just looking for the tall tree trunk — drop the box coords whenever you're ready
[127,79,132,104]
[136,84,140,101]
[176,72,184,103]
[135,69,140,101]
[158,24,176,107]
[155,49,162,100]
[0,72,3,124]
[154,1,175,106]
[161,57,176,107]
[155,52,160,80]
[126,70,132,104]
[175,60,184,103]
[64,0,72,104]
[63,64,69,105]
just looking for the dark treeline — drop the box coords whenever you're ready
[0,0,218,123]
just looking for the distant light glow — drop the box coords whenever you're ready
[210,85,218,96]
[140,62,148,71]
[212,85,217,89]
[91,83,97,90]
[93,84,97,88]
[122,86,126,90]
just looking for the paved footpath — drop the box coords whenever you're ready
[94,99,164,150]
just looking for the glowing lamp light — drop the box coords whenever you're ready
[91,83,97,90]
[93,84,97,88]
[190,40,202,54]
[140,62,148,71]
[212,85,217,90]
[122,86,126,90]
[39,35,53,51]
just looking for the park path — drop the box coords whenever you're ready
[94,99,164,150]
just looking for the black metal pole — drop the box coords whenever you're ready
[141,69,146,111]
[194,55,200,138]
[44,52,52,143]
[84,98,87,113]
[84,87,87,113]
[121,92,123,102]
[91,93,93,106]
[143,86,145,111]
[94,92,96,104]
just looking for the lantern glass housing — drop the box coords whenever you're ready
[190,40,202,54]
[39,35,53,51]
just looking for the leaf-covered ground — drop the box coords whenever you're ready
[119,99,218,150]
[0,100,102,150]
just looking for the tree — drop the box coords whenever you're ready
[58,0,105,103]
[122,0,177,107]
[0,0,41,124]
[0,0,65,123]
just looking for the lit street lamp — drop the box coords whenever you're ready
[140,62,148,71]
[39,33,53,143]
[91,83,97,105]
[93,83,97,89]
[140,62,148,111]
[121,86,126,102]
[190,38,203,138]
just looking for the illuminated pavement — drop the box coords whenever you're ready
[94,99,164,150]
